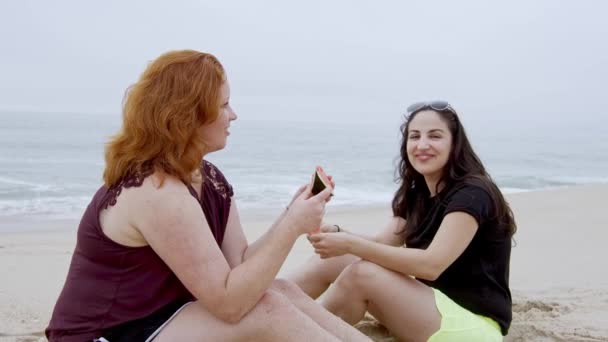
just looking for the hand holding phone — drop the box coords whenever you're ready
[310,166,333,195]
[309,166,334,234]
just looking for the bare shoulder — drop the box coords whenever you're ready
[140,173,191,199]
[124,173,198,225]
[99,172,197,246]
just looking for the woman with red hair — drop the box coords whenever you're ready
[46,50,370,342]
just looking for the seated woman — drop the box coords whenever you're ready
[289,101,516,341]
[45,50,370,342]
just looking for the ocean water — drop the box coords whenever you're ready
[1,111,607,224]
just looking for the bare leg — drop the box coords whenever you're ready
[155,290,340,342]
[321,261,441,342]
[286,253,360,298]
[271,279,372,342]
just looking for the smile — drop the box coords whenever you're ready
[415,154,434,161]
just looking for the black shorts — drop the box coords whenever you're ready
[93,300,192,342]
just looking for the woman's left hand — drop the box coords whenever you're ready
[307,232,355,259]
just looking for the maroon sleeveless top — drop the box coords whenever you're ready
[46,161,233,342]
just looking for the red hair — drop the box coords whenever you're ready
[103,50,225,187]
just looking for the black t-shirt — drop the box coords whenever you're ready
[404,183,512,335]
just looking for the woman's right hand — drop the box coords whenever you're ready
[284,185,333,235]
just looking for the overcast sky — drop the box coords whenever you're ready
[0,1,606,124]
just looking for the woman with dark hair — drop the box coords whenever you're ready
[289,101,516,341]
[45,50,370,342]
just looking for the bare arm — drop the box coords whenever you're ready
[242,207,290,261]
[219,200,248,268]
[136,179,331,323]
[222,185,307,265]
[318,216,405,247]
[310,212,478,280]
[220,201,290,268]
[372,216,406,246]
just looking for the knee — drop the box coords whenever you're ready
[271,278,306,298]
[217,290,298,339]
[256,289,297,317]
[336,260,380,290]
[245,290,300,334]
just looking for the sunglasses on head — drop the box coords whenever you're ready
[406,101,456,114]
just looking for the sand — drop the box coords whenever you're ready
[1,184,607,341]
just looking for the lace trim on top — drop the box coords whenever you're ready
[203,160,233,199]
[104,166,154,209]
[103,160,232,209]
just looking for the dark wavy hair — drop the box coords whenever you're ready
[392,107,516,239]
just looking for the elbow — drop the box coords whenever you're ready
[200,293,247,324]
[212,303,247,324]
[422,270,440,281]
[209,289,287,324]
[419,260,446,281]
[221,310,245,325]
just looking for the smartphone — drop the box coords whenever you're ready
[310,166,332,234]
[310,166,332,195]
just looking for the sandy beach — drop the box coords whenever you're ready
[1,184,607,341]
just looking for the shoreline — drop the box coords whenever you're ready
[1,182,605,234]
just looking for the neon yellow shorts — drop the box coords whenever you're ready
[428,289,503,342]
